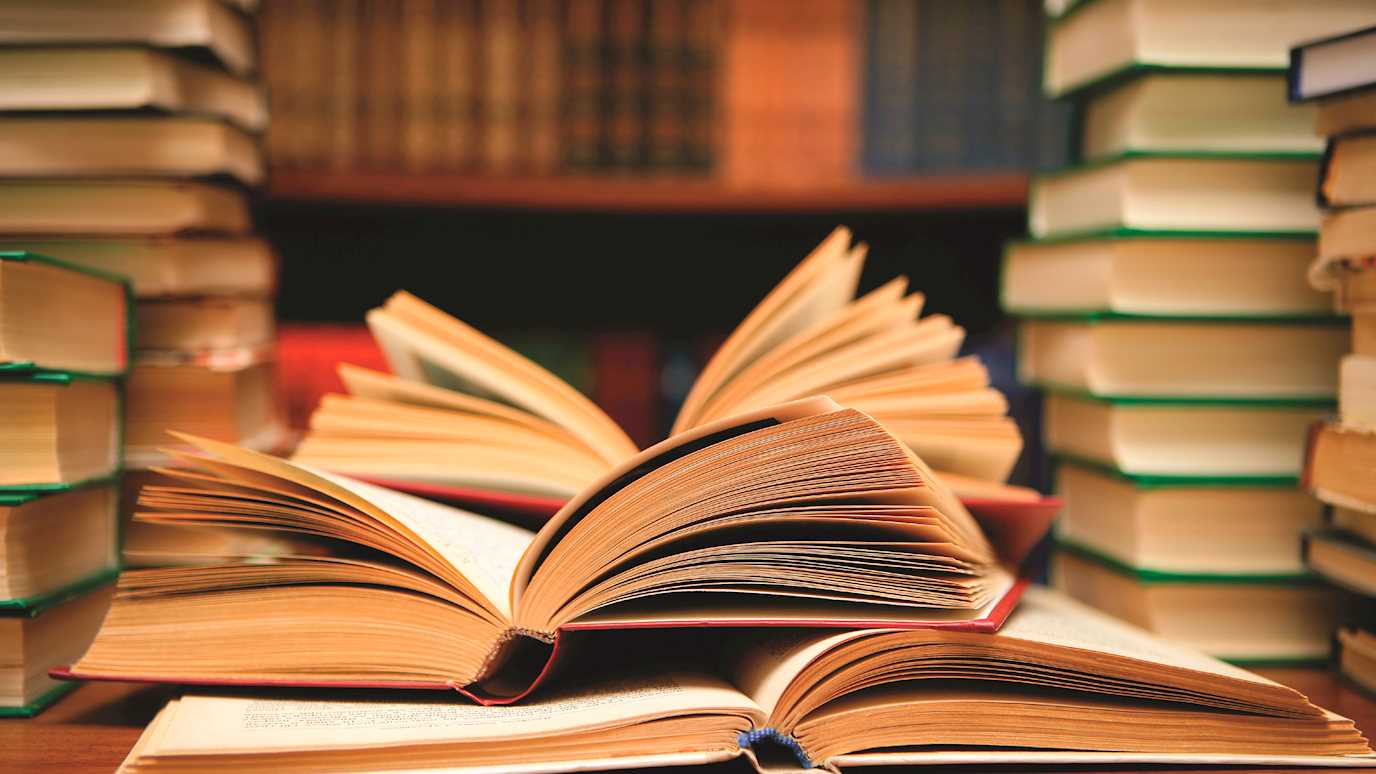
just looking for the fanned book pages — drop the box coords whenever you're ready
[292,227,1042,520]
[111,588,1373,772]
[61,396,1031,702]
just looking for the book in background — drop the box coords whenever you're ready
[0,253,129,716]
[1292,22,1376,692]
[861,0,1071,175]
[1002,0,1376,664]
[0,2,287,593]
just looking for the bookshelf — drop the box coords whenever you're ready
[266,171,1030,212]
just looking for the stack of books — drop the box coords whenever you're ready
[0,253,128,717]
[0,0,287,566]
[1292,23,1376,695]
[1003,0,1376,664]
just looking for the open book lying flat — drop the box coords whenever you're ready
[60,396,1034,702]
[290,227,1042,519]
[113,587,1372,773]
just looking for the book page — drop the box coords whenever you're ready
[150,671,763,755]
[1003,586,1279,686]
[309,468,535,618]
[169,434,534,619]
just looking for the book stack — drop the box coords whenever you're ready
[0,253,127,717]
[1002,0,1376,664]
[261,0,722,176]
[1292,24,1376,695]
[0,0,285,565]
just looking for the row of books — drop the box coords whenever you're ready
[1003,0,1376,664]
[43,227,1372,769]
[0,0,285,715]
[261,0,1071,183]
[262,0,722,174]
[1292,24,1376,695]
[862,0,1070,174]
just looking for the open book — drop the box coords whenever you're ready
[113,587,1372,773]
[61,396,1032,702]
[290,227,1040,521]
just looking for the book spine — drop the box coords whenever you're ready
[400,0,437,172]
[862,0,918,174]
[605,0,647,172]
[915,0,965,170]
[527,0,563,174]
[259,0,294,169]
[682,0,720,173]
[360,0,400,170]
[481,0,520,173]
[328,0,359,171]
[438,0,478,171]
[645,0,686,172]
[562,0,604,171]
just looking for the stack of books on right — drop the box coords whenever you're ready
[1004,0,1376,664]
[1292,23,1376,695]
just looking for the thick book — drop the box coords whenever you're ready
[0,582,112,716]
[1029,154,1320,239]
[124,358,284,470]
[0,482,119,607]
[0,180,250,236]
[295,227,1025,498]
[1053,544,1342,664]
[0,251,131,377]
[1289,23,1376,102]
[1017,316,1347,399]
[134,297,273,358]
[0,47,267,132]
[1321,131,1376,208]
[1318,89,1376,137]
[0,116,264,185]
[1303,528,1376,597]
[1055,460,1322,576]
[0,0,258,77]
[0,237,275,300]
[0,372,121,492]
[1002,231,1327,318]
[1043,392,1330,479]
[60,396,1036,701]
[1043,0,1376,97]
[112,587,1373,771]
[1081,70,1321,161]
[1306,421,1376,511]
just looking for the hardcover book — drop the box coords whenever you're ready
[63,397,1033,701]
[112,587,1373,770]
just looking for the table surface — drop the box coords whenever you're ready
[3,668,1373,774]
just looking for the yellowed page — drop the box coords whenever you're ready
[169,434,533,620]
[149,672,763,755]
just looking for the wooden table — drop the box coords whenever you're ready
[3,669,1373,773]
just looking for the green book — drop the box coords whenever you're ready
[0,580,115,716]
[1041,0,1376,98]
[1028,152,1320,240]
[1016,316,1346,402]
[0,251,132,379]
[1054,541,1340,666]
[1039,391,1330,481]
[0,481,120,613]
[0,371,124,493]
[1001,230,1330,320]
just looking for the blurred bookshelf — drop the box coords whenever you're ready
[259,0,1062,211]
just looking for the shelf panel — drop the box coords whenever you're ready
[266,171,1029,212]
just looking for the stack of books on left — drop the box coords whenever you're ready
[1004,0,1376,664]
[1292,23,1376,695]
[0,0,287,568]
[0,254,128,716]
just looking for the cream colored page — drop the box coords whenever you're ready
[1004,586,1276,685]
[307,467,535,617]
[727,629,870,718]
[151,673,764,755]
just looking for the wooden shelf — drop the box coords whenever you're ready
[265,171,1029,213]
